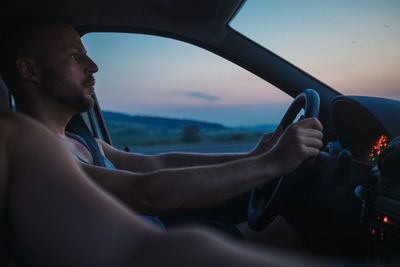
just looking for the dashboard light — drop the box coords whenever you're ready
[383,216,389,223]
[369,134,390,162]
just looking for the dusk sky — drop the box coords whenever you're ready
[83,0,399,127]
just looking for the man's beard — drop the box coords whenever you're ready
[41,67,94,113]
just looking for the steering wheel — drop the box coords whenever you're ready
[247,88,320,231]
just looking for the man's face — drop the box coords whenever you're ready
[36,25,98,113]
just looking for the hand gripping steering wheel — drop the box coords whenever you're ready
[247,89,320,231]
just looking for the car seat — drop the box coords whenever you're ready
[0,76,11,112]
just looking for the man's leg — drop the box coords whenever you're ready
[160,193,249,238]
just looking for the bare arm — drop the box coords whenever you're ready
[80,152,278,215]
[99,130,280,173]
[83,120,322,215]
[3,113,332,267]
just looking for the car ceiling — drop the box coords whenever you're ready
[2,0,243,43]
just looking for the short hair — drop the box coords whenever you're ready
[0,16,71,93]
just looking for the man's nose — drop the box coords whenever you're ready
[85,55,98,74]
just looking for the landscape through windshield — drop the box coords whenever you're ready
[231,0,400,99]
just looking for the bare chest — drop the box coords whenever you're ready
[62,136,94,164]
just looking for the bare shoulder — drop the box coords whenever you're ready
[0,112,42,132]
[0,112,63,168]
[0,111,41,182]
[0,112,54,141]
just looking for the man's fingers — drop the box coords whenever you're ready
[295,118,323,131]
[298,128,323,140]
[303,146,321,158]
[302,136,324,150]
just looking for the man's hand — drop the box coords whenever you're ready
[250,126,283,156]
[265,118,323,176]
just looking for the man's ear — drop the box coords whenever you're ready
[15,57,41,84]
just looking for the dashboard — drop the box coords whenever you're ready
[329,96,400,265]
[330,96,400,192]
[330,96,399,163]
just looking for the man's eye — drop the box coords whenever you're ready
[70,53,80,59]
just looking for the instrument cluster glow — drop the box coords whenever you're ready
[369,134,390,162]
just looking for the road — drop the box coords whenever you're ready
[130,142,257,155]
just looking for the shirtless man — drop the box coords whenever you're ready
[0,112,331,266]
[0,17,323,227]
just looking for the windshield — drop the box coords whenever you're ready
[230,0,400,99]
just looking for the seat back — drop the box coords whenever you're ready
[0,76,11,112]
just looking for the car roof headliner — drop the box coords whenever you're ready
[2,0,244,41]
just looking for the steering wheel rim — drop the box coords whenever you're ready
[247,88,320,231]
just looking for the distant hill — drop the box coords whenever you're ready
[103,111,228,131]
[102,111,278,148]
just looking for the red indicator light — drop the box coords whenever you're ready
[383,216,389,223]
[369,135,390,162]
[371,228,376,235]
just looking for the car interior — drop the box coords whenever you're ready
[1,0,400,266]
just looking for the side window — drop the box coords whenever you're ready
[82,33,291,154]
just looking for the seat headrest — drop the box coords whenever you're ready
[0,76,11,112]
